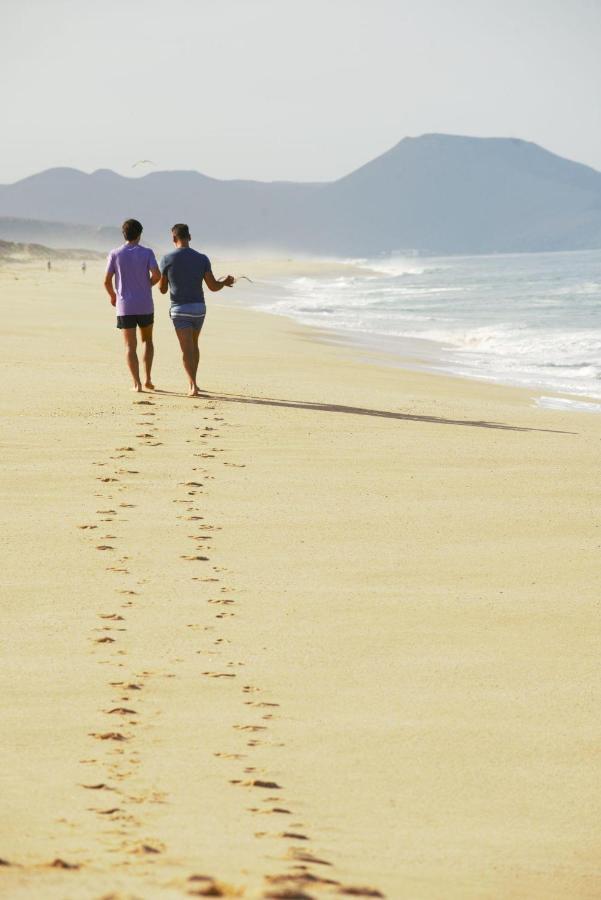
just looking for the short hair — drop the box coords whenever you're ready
[122,219,143,241]
[172,223,191,241]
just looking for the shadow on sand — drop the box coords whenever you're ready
[150,388,574,434]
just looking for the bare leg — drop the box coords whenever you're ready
[176,327,201,396]
[139,324,154,389]
[122,328,142,391]
[192,327,200,386]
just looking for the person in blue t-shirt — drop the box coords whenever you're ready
[159,223,234,396]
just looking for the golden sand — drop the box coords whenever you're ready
[1,258,599,898]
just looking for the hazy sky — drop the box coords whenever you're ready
[2,0,601,184]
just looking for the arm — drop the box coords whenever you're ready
[103,271,117,306]
[204,270,235,292]
[159,272,169,294]
[149,265,161,287]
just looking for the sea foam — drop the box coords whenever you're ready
[252,249,601,398]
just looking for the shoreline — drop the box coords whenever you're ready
[1,259,600,898]
[221,251,601,408]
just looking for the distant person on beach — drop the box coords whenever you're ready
[159,224,234,396]
[103,219,161,392]
[81,260,87,274]
[47,260,51,271]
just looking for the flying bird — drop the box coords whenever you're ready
[132,159,157,168]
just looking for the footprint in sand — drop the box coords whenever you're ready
[80,782,113,791]
[263,882,320,897]
[109,681,142,691]
[246,701,280,708]
[202,671,236,678]
[337,889,385,897]
[129,842,164,855]
[187,874,236,897]
[265,872,342,894]
[89,732,128,741]
[96,545,114,551]
[250,807,291,815]
[181,555,209,561]
[286,848,332,867]
[95,637,115,643]
[239,779,282,789]
[45,858,81,870]
[78,524,98,529]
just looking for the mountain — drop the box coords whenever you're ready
[1,134,601,255]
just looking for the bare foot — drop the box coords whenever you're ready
[131,383,143,393]
[188,385,201,397]
[144,381,155,391]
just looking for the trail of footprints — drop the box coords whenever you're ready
[73,394,384,899]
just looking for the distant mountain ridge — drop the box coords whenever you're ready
[1,134,601,255]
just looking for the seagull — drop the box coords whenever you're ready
[132,159,157,168]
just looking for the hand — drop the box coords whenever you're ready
[222,275,235,287]
[110,295,117,307]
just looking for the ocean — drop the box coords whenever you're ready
[250,249,601,405]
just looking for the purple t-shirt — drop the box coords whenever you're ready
[106,243,158,316]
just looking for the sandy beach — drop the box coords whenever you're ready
[1,256,600,899]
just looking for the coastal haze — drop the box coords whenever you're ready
[2,134,601,254]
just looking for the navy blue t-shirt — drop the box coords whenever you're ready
[160,247,211,305]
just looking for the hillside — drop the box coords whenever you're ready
[0,217,121,251]
[0,239,105,264]
[1,135,601,255]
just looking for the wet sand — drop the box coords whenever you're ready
[1,258,600,898]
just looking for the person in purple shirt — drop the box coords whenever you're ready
[103,219,161,392]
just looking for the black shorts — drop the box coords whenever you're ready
[116,313,154,329]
